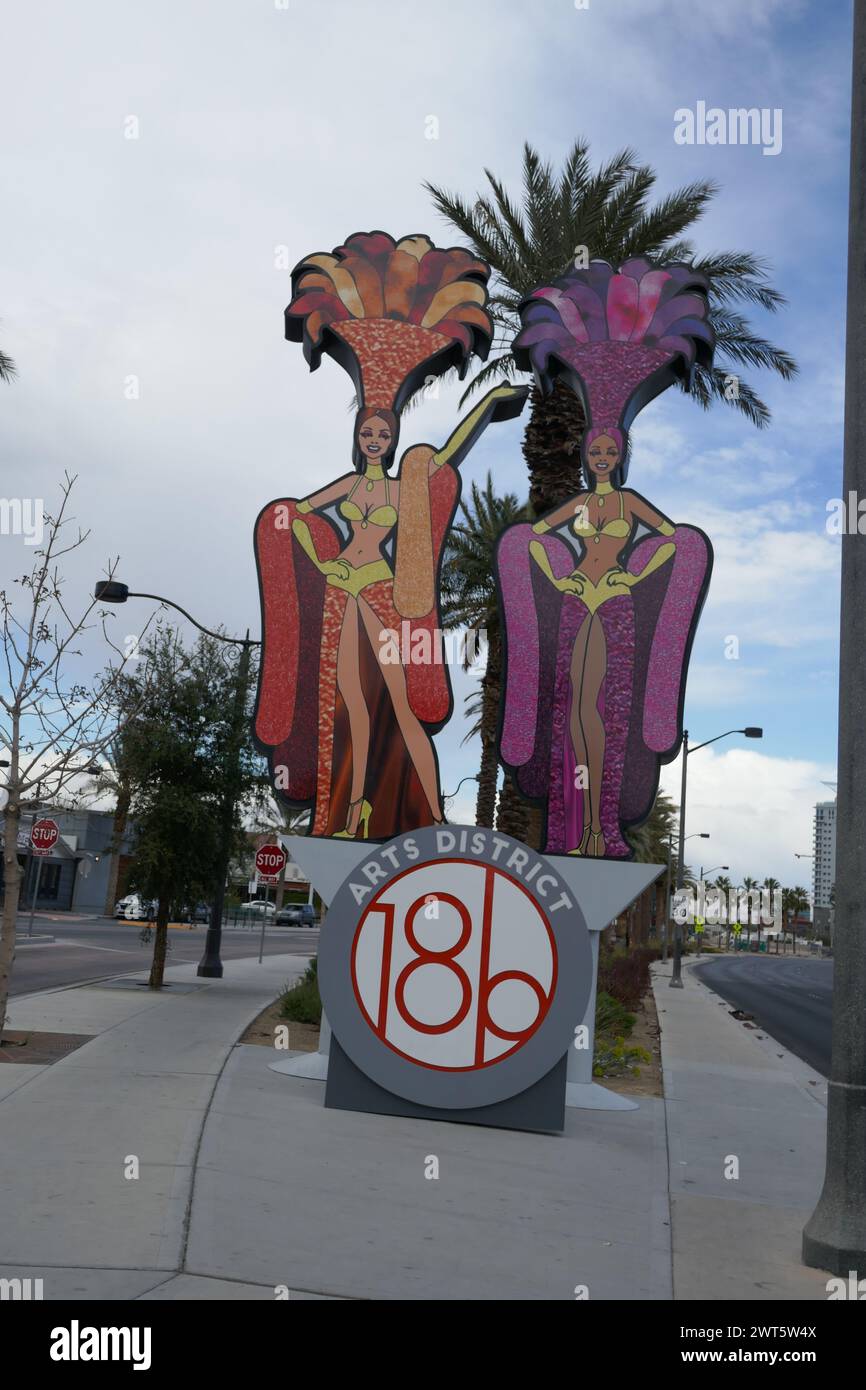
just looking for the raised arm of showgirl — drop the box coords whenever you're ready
[431,383,529,472]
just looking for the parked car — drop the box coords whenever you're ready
[186,902,210,924]
[237,899,276,917]
[275,903,318,927]
[122,895,156,922]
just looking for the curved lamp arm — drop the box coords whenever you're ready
[94,581,260,647]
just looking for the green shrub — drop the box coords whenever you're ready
[595,990,636,1039]
[593,1038,651,1078]
[278,958,321,1024]
[597,944,660,1009]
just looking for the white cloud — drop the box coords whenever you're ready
[659,746,833,886]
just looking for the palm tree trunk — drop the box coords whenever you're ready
[496,774,529,841]
[523,382,588,513]
[638,888,652,945]
[475,631,502,828]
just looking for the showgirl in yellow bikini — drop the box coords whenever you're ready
[527,428,675,856]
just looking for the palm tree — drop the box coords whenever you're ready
[440,474,530,827]
[735,874,759,945]
[427,141,797,513]
[760,876,781,948]
[0,324,16,383]
[790,884,810,926]
[427,143,796,848]
[781,883,810,951]
[712,874,733,946]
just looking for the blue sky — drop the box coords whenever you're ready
[0,0,854,884]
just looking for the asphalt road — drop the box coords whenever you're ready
[693,954,833,1078]
[11,914,319,996]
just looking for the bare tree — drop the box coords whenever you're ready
[0,474,154,1038]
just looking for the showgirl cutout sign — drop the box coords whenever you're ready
[253,231,525,842]
[497,257,715,860]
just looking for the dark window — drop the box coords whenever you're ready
[38,863,62,902]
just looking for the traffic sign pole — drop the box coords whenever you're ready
[26,818,59,936]
[258,895,267,965]
[27,857,43,937]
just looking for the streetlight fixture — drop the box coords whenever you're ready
[697,866,729,954]
[671,726,762,988]
[94,579,260,978]
[803,1,866,1276]
[442,775,479,802]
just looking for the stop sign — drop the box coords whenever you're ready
[255,843,287,882]
[31,817,60,856]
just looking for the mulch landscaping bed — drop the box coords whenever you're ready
[0,1031,94,1065]
[240,998,319,1053]
[601,986,664,1098]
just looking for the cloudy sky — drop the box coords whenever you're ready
[0,0,853,885]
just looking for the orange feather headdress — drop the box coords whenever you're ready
[285,231,494,411]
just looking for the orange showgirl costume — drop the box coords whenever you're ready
[253,232,517,839]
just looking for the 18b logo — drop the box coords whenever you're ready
[351,859,557,1071]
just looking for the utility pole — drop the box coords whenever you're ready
[662,832,672,964]
[803,0,866,1275]
[670,731,689,988]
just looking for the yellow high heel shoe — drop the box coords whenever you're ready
[334,797,372,840]
[568,824,592,856]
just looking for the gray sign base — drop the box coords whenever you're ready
[325,1034,567,1134]
[279,836,663,1119]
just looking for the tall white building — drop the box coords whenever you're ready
[812,799,836,910]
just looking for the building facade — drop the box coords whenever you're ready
[0,808,130,916]
[812,798,836,937]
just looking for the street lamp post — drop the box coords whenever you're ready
[667,831,709,979]
[671,727,762,987]
[698,865,729,953]
[803,0,866,1276]
[442,775,479,804]
[94,580,260,979]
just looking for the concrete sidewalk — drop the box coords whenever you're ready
[0,949,833,1300]
[652,957,830,1300]
[0,954,309,1300]
[1,953,671,1301]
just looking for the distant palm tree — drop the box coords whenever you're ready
[734,874,759,944]
[759,876,781,947]
[626,790,678,944]
[712,875,733,945]
[440,474,529,828]
[781,883,810,949]
[427,140,797,512]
